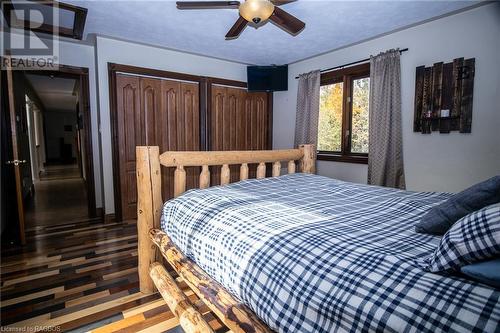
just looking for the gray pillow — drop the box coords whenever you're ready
[416,175,500,235]
[461,258,500,288]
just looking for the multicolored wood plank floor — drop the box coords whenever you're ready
[0,218,229,332]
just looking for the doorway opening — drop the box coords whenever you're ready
[1,64,98,245]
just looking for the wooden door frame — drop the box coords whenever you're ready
[108,63,273,221]
[4,59,27,244]
[22,64,97,218]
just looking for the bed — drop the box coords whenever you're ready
[136,145,500,333]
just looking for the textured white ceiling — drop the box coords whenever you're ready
[68,0,478,65]
[26,74,78,112]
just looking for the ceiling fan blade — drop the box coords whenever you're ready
[269,6,305,34]
[225,16,247,39]
[270,0,296,6]
[176,1,240,9]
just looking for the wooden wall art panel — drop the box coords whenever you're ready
[413,57,475,134]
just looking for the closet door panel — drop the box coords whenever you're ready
[209,86,270,184]
[159,80,179,201]
[115,74,200,219]
[254,93,268,150]
[210,86,244,183]
[244,92,268,150]
[181,82,201,191]
[160,80,180,151]
[116,74,142,219]
[233,89,244,182]
[226,91,239,150]
[211,86,225,151]
[140,78,162,146]
[210,86,224,185]
[159,80,200,201]
[181,82,200,151]
[243,95,257,178]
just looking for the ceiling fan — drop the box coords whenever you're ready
[176,0,305,39]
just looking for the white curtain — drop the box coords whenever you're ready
[367,49,406,189]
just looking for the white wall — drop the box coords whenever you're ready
[33,107,46,174]
[4,32,103,209]
[274,3,500,193]
[25,98,39,181]
[94,35,248,214]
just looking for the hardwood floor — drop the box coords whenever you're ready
[0,219,229,332]
[39,164,82,181]
[25,164,89,228]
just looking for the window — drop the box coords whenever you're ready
[317,63,370,164]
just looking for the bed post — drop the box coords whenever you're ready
[136,146,162,294]
[299,144,316,174]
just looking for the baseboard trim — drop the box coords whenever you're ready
[96,208,117,223]
[104,213,116,223]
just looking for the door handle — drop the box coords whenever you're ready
[6,159,27,166]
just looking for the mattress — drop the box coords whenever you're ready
[160,173,500,333]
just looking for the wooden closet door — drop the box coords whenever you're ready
[115,74,142,220]
[114,72,272,218]
[243,91,269,150]
[243,90,269,179]
[116,75,200,219]
[210,85,269,183]
[116,74,161,219]
[159,80,200,201]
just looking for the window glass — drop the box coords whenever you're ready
[318,82,343,152]
[351,77,370,154]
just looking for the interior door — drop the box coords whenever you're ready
[3,60,30,245]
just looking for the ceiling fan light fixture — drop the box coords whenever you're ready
[239,0,275,24]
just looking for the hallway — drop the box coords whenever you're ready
[25,165,89,228]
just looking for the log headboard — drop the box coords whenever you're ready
[136,144,316,293]
[160,144,316,197]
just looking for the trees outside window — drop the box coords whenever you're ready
[317,63,370,164]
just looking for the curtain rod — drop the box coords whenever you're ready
[294,48,409,79]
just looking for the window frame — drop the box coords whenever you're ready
[317,63,370,164]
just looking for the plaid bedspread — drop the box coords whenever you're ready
[160,173,500,332]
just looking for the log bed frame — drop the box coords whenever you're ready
[136,144,316,333]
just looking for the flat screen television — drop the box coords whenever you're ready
[247,65,288,92]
